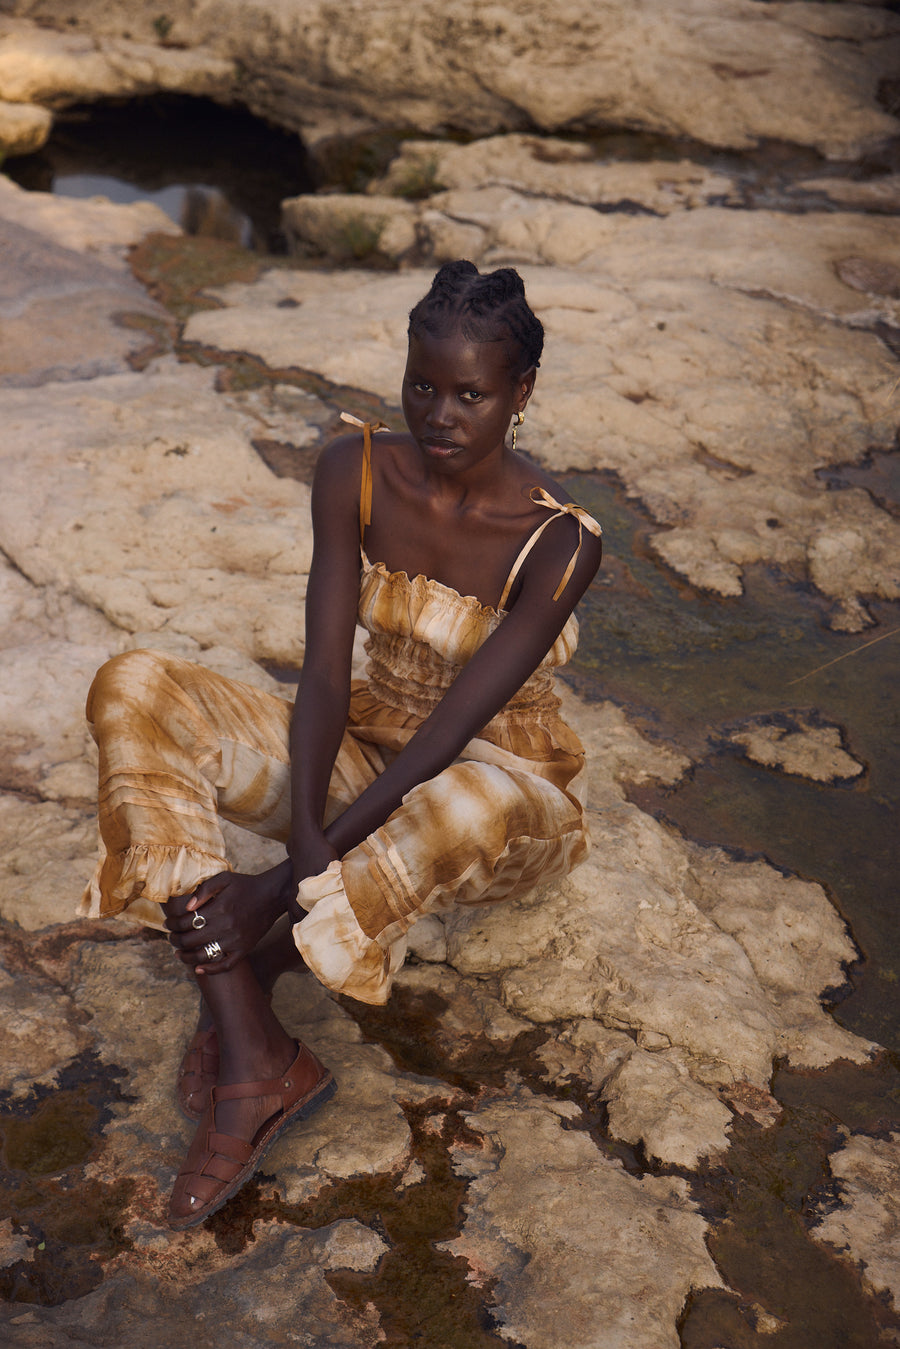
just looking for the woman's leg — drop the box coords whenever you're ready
[177,916,305,1118]
[168,956,334,1226]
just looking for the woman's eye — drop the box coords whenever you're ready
[412,382,433,394]
[461,390,483,403]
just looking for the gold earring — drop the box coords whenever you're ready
[511,411,525,453]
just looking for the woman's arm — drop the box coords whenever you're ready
[288,435,366,880]
[166,435,365,964]
[324,511,602,856]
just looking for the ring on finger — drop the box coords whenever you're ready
[202,940,225,962]
[191,912,207,930]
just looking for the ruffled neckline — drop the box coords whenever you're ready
[360,549,507,619]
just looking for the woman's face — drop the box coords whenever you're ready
[402,329,534,475]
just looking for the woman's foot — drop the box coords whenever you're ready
[167,1040,336,1228]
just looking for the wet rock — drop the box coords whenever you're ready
[3,3,899,157]
[0,1218,33,1269]
[729,712,865,783]
[0,1222,386,1347]
[445,1087,722,1349]
[65,937,454,1214]
[440,794,872,1165]
[813,1131,900,1310]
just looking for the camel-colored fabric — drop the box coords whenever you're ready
[82,502,597,1003]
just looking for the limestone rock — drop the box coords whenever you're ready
[0,173,179,262]
[187,243,900,626]
[0,1223,386,1348]
[0,795,98,929]
[370,136,740,214]
[441,799,873,1164]
[0,15,234,107]
[0,640,112,799]
[603,1049,733,1168]
[813,1132,900,1310]
[445,1088,722,1349]
[0,942,92,1098]
[0,95,51,155]
[282,191,417,261]
[795,174,900,214]
[0,360,315,662]
[3,3,898,157]
[67,938,455,1213]
[729,712,865,782]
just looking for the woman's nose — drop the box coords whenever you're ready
[426,395,455,429]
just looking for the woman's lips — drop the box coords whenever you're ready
[422,438,460,457]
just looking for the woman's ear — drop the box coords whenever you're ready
[516,366,537,412]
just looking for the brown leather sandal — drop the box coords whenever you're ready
[176,1025,219,1123]
[167,1041,336,1229]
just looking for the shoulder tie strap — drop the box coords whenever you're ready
[497,487,602,610]
[341,412,389,544]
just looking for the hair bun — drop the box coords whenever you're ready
[408,259,544,373]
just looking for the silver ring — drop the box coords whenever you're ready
[191,912,207,930]
[202,941,224,961]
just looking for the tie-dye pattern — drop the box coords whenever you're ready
[82,545,592,1003]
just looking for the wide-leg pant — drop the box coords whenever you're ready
[82,649,589,1003]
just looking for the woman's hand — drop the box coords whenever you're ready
[163,860,294,975]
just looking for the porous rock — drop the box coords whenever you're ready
[0,942,92,1098]
[186,233,900,627]
[729,712,865,782]
[813,1131,900,1310]
[0,1223,387,1348]
[0,794,99,929]
[445,1087,722,1349]
[2,3,898,157]
[0,96,51,155]
[369,135,741,214]
[0,360,314,662]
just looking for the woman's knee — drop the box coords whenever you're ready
[86,648,172,724]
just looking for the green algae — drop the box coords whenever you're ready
[680,1060,900,1347]
[0,1058,134,1306]
[206,1102,518,1347]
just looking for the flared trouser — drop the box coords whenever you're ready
[82,649,589,1003]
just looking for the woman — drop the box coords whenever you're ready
[83,261,602,1228]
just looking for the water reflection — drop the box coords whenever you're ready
[6,94,314,253]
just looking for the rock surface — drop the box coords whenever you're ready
[1,3,899,156]
[728,711,865,782]
[813,1132,900,1311]
[0,41,898,1343]
[187,220,900,626]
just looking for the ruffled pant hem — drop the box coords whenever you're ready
[294,861,408,1006]
[79,840,230,925]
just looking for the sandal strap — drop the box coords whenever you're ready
[212,1042,313,1105]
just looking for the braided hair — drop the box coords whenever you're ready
[408,260,544,376]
